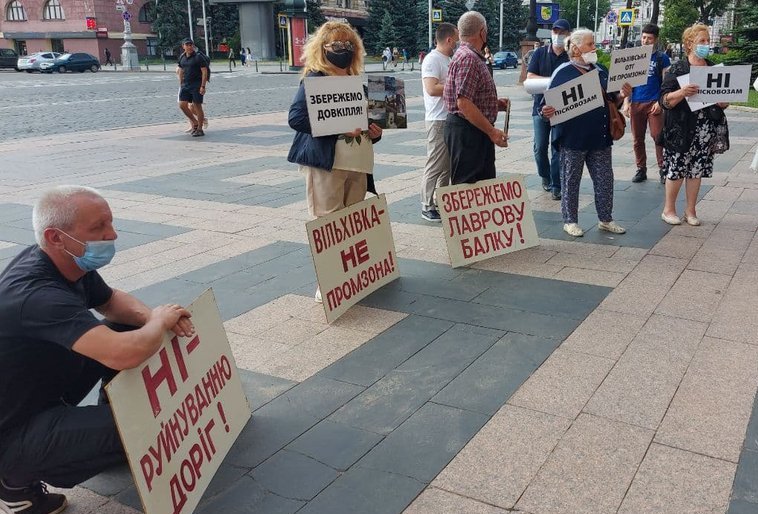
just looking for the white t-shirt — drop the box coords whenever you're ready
[421,49,451,121]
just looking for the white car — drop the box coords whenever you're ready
[17,52,61,72]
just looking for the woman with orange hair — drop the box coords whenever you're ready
[287,21,382,302]
[659,23,729,226]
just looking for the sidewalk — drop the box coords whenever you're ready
[98,60,417,74]
[0,85,756,514]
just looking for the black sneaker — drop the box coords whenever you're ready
[551,190,561,201]
[631,168,647,183]
[541,177,551,191]
[0,480,67,514]
[192,128,205,137]
[421,208,441,222]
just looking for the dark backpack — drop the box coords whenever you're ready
[199,51,211,82]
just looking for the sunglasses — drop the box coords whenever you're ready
[324,41,354,52]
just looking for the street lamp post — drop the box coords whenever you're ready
[186,0,193,40]
[499,0,503,51]
[201,0,209,56]
[576,0,580,29]
[428,0,432,51]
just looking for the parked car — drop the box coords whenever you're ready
[41,53,101,73]
[0,48,21,71]
[17,52,62,72]
[493,51,519,69]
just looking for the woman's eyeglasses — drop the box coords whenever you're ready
[324,41,354,52]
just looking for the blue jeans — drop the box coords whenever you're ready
[533,115,561,193]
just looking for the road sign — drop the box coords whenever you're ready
[277,13,287,27]
[618,8,634,26]
[606,10,617,23]
[116,4,125,12]
[536,3,560,24]
[122,11,131,21]
[431,8,442,22]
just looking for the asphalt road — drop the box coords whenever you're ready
[0,64,521,142]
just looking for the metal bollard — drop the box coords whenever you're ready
[279,58,283,72]
[255,59,258,72]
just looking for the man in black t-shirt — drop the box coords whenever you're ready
[177,38,209,137]
[0,186,195,514]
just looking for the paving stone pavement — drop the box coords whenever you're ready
[1,83,757,514]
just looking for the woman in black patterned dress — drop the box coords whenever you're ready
[659,23,730,226]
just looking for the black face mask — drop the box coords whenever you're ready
[326,50,353,69]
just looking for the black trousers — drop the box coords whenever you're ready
[444,113,496,185]
[0,324,134,488]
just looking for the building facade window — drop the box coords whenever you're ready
[43,0,64,19]
[138,2,155,23]
[146,37,158,55]
[6,0,26,21]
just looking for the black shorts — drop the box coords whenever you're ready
[179,85,203,104]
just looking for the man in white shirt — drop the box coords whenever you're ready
[420,22,459,221]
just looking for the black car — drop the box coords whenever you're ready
[0,48,21,71]
[43,53,101,73]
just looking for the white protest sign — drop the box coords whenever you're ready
[544,69,604,125]
[438,175,539,268]
[304,75,368,137]
[680,63,722,112]
[689,64,751,103]
[307,194,399,323]
[106,289,251,514]
[607,45,653,92]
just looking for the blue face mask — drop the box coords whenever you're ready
[59,230,116,272]
[695,44,710,58]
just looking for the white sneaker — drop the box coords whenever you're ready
[315,288,322,303]
[598,220,626,234]
[563,223,584,237]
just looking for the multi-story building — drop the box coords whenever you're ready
[0,0,158,59]
[318,0,368,35]
[596,0,661,47]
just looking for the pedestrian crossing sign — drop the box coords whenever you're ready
[278,13,287,28]
[618,8,634,26]
[431,8,443,22]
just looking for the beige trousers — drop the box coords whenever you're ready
[421,120,451,210]
[303,166,368,218]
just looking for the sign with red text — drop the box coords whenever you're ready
[607,45,653,92]
[105,289,251,514]
[307,194,399,323]
[544,69,604,125]
[438,175,539,267]
[303,75,368,137]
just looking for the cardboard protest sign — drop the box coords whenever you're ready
[307,194,399,323]
[106,289,251,514]
[367,76,407,129]
[607,45,653,92]
[544,69,604,125]
[689,64,751,103]
[304,75,368,137]
[438,175,540,268]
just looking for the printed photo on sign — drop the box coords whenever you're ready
[306,194,400,323]
[544,69,604,126]
[607,45,653,92]
[438,175,540,268]
[304,75,368,137]
[368,76,407,129]
[105,289,251,514]
[689,64,751,103]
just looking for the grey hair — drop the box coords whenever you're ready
[567,28,594,57]
[32,185,103,247]
[458,11,486,39]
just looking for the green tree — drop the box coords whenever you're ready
[557,0,611,31]
[378,11,399,51]
[660,0,698,45]
[153,0,187,54]
[365,0,393,52]
[306,0,326,32]
[693,0,730,23]
[209,4,239,43]
[730,0,758,77]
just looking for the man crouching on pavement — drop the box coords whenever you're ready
[0,186,195,514]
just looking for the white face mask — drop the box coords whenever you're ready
[582,51,598,64]
[551,34,566,48]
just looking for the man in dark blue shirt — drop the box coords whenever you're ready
[177,38,209,137]
[527,19,571,200]
[622,24,671,183]
[0,186,194,514]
